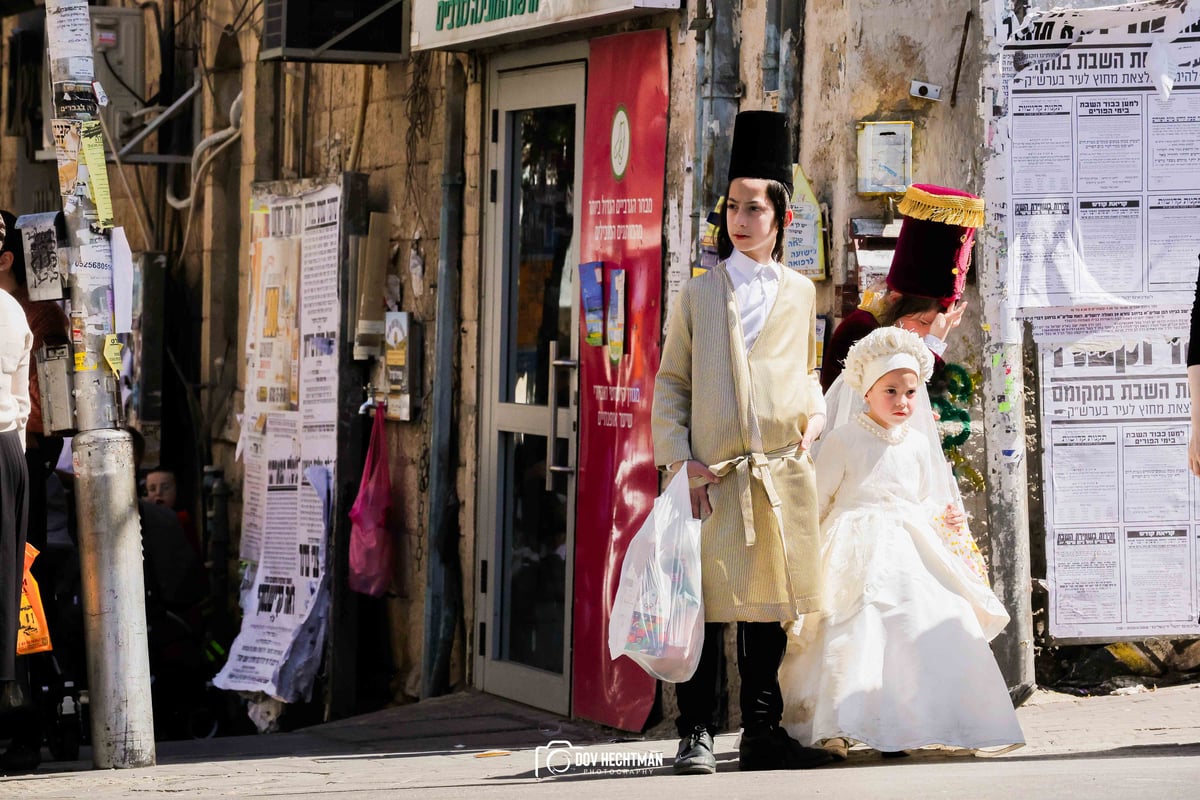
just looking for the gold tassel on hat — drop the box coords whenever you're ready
[898,185,985,229]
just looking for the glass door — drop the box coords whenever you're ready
[476,55,585,714]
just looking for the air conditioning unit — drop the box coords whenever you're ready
[260,0,409,63]
[38,5,145,158]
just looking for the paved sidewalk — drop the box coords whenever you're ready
[3,683,1199,798]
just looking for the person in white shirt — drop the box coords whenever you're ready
[653,110,831,775]
[0,279,32,690]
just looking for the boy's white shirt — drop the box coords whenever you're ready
[725,249,781,353]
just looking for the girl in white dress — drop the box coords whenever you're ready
[779,327,1023,756]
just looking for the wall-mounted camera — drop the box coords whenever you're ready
[910,80,943,101]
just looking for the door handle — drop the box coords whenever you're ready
[545,340,578,492]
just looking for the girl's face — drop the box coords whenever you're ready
[725,178,792,263]
[896,310,940,339]
[864,368,920,428]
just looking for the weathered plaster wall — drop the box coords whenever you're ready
[189,7,458,703]
[796,0,992,539]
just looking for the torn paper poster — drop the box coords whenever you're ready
[1038,337,1200,641]
[1004,8,1200,312]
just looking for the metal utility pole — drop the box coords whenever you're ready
[45,0,155,768]
[978,225,1037,704]
[977,0,1036,705]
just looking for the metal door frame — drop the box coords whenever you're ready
[475,43,587,714]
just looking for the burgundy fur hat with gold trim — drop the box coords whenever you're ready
[886,184,985,308]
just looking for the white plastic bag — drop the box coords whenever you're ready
[607,468,704,682]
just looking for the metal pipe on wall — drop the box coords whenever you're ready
[778,0,804,132]
[422,56,467,698]
[691,3,710,259]
[706,0,740,209]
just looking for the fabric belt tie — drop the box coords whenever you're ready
[704,443,800,546]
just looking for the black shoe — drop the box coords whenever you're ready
[0,744,41,775]
[674,725,717,775]
[739,726,836,771]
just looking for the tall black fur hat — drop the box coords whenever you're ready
[728,110,793,195]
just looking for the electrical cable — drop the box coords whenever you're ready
[172,0,206,33]
[178,128,242,258]
[403,51,435,235]
[349,65,371,172]
[101,50,149,106]
[237,0,266,35]
[228,0,251,31]
[167,90,243,211]
[138,1,165,105]
[98,112,154,248]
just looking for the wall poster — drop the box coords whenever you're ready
[216,179,345,705]
[1039,338,1200,641]
[1000,4,1200,642]
[1007,15,1200,311]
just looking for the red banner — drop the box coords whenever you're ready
[572,29,667,731]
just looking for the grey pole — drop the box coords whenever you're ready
[45,0,156,766]
[977,0,1036,704]
[73,431,155,766]
[977,232,1038,703]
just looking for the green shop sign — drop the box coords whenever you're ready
[437,0,540,31]
[413,0,679,51]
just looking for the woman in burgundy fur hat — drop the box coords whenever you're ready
[820,184,984,392]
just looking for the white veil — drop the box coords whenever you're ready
[817,372,959,514]
[816,329,1010,639]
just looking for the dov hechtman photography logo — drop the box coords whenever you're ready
[534,740,665,779]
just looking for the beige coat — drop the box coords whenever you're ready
[652,263,826,622]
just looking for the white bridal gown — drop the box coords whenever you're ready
[779,413,1024,753]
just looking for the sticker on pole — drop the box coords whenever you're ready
[52,81,98,117]
[74,351,99,372]
[103,334,122,375]
[79,121,114,230]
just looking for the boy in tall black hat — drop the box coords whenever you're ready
[653,111,833,773]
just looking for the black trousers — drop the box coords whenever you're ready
[0,429,29,683]
[675,620,786,737]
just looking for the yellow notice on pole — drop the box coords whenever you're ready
[79,120,115,229]
[74,351,99,372]
[103,334,122,375]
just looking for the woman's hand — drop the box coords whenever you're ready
[929,300,967,342]
[685,460,718,519]
[942,503,967,530]
[1189,366,1200,476]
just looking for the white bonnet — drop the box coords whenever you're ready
[842,327,934,394]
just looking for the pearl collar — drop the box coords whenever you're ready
[855,412,909,444]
